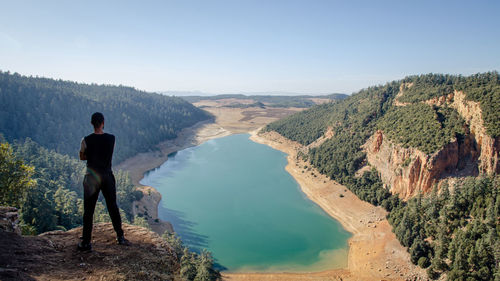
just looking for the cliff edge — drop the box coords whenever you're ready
[0,207,179,281]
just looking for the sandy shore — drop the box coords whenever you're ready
[117,104,426,280]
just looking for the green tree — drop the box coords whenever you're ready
[194,250,219,281]
[20,180,58,233]
[180,248,197,281]
[0,142,36,207]
[132,215,150,230]
[162,231,184,259]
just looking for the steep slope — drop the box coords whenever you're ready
[5,139,141,235]
[263,72,500,280]
[364,130,478,199]
[368,76,499,198]
[266,72,499,199]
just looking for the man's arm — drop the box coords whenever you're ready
[80,138,87,160]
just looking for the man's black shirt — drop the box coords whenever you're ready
[84,133,115,174]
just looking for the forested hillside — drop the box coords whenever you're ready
[264,72,500,280]
[0,71,212,163]
[0,71,212,235]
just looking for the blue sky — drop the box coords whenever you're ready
[1,0,499,94]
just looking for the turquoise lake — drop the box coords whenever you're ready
[140,134,351,272]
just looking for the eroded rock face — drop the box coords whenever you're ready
[132,185,174,235]
[365,131,478,199]
[448,91,499,174]
[364,90,498,199]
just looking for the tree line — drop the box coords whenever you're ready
[398,72,499,137]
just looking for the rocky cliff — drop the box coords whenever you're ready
[364,89,498,199]
[447,91,499,174]
[364,130,479,199]
[132,185,174,235]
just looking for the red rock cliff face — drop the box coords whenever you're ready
[448,91,500,174]
[364,131,478,199]
[364,90,499,199]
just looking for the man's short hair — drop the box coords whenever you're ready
[91,112,105,129]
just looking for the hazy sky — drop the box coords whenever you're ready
[1,0,499,94]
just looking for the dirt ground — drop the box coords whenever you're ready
[195,104,303,133]
[0,223,179,281]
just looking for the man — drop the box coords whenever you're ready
[78,112,127,251]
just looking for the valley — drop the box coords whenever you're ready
[117,98,427,280]
[1,72,498,281]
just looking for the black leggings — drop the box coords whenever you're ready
[82,171,123,243]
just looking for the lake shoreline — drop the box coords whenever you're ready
[116,120,232,186]
[140,133,351,273]
[117,106,426,280]
[237,130,427,280]
[115,120,232,235]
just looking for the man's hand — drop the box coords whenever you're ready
[80,138,87,160]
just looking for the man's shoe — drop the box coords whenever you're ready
[77,241,92,251]
[116,236,130,245]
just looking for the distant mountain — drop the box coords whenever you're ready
[264,72,499,280]
[179,93,348,108]
[0,71,212,163]
[161,90,348,97]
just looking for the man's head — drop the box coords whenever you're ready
[91,112,105,129]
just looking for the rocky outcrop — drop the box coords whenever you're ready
[364,130,479,199]
[307,126,334,149]
[393,82,413,107]
[132,186,174,235]
[0,222,180,281]
[448,91,499,174]
[423,90,499,175]
[367,88,499,199]
[0,207,21,235]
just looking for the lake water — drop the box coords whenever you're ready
[140,134,351,272]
